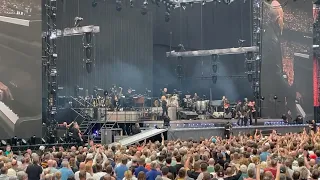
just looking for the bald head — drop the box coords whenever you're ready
[79,162,86,170]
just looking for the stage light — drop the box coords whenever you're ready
[103,90,109,96]
[238,39,245,47]
[212,65,218,73]
[202,0,206,5]
[21,139,27,145]
[41,138,46,144]
[141,0,148,15]
[86,62,93,73]
[1,140,7,146]
[92,0,98,7]
[246,62,253,71]
[273,95,277,100]
[85,47,92,59]
[260,96,265,101]
[85,32,92,44]
[211,75,217,84]
[116,0,122,11]
[74,17,83,27]
[30,135,36,145]
[247,73,252,82]
[164,12,170,22]
[181,3,187,9]
[212,54,218,62]
[11,136,17,146]
[246,52,254,60]
[130,0,134,7]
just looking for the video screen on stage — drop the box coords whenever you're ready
[261,0,313,120]
[0,0,42,138]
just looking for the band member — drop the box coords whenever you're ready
[161,88,168,97]
[236,101,242,125]
[248,101,258,125]
[132,123,141,135]
[193,93,199,101]
[161,95,168,117]
[222,96,230,114]
[65,121,83,145]
[224,122,232,139]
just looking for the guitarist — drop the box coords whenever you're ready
[222,96,230,115]
[236,101,243,125]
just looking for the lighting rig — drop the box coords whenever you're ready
[248,0,262,117]
[42,1,100,142]
[42,0,58,140]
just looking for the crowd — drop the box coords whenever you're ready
[0,0,40,16]
[283,8,313,33]
[0,128,320,180]
[280,40,309,86]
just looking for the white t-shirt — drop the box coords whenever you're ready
[74,171,93,180]
[93,172,107,180]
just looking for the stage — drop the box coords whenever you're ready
[142,118,284,128]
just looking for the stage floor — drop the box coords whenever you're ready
[142,118,283,128]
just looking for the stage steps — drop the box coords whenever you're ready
[118,128,167,146]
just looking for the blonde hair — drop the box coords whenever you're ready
[124,170,133,180]
[161,96,166,101]
[55,171,62,180]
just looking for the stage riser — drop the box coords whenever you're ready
[167,125,307,141]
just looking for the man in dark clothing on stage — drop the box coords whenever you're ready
[224,122,232,139]
[132,123,141,135]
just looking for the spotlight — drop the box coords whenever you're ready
[202,0,206,5]
[103,90,109,96]
[41,138,46,144]
[165,12,170,22]
[246,62,253,71]
[30,135,36,145]
[260,96,265,101]
[92,0,98,7]
[141,0,148,15]
[246,52,254,60]
[224,0,231,4]
[212,75,217,84]
[85,32,92,44]
[238,39,246,47]
[116,0,122,11]
[11,136,17,146]
[181,3,186,9]
[1,140,7,146]
[21,139,27,145]
[247,73,252,82]
[212,65,218,73]
[212,54,218,62]
[86,62,93,73]
[130,0,134,7]
[74,17,83,27]
[273,95,277,100]
[85,46,92,59]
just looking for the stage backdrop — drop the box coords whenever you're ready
[153,0,253,101]
[261,0,313,119]
[0,0,42,138]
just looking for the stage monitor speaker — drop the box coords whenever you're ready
[101,129,113,144]
[212,112,224,119]
[178,111,198,119]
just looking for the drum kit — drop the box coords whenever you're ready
[182,95,209,113]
